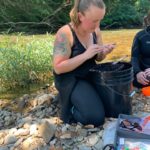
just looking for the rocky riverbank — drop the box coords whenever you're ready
[0,85,150,150]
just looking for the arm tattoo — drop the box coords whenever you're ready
[53,32,70,56]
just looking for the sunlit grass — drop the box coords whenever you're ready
[101,29,140,62]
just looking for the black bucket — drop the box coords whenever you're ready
[90,62,133,118]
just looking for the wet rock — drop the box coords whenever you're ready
[31,94,54,108]
[60,132,72,139]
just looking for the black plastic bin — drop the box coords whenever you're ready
[90,62,133,118]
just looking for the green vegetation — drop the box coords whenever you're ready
[0,0,149,33]
[0,33,54,93]
[0,0,71,33]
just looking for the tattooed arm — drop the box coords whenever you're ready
[53,27,88,74]
[53,26,108,74]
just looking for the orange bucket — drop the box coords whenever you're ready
[141,86,150,96]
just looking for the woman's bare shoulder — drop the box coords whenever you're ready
[56,24,73,47]
[56,25,71,36]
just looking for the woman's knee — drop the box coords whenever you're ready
[73,108,105,126]
[71,79,105,126]
[84,110,105,126]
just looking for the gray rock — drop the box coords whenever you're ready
[4,135,17,145]
[22,137,45,150]
[15,128,29,136]
[85,134,99,147]
[38,121,56,143]
[94,140,103,150]
[78,145,92,150]
[0,146,9,150]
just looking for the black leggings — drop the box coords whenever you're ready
[70,80,105,126]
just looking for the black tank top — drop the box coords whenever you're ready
[54,24,97,79]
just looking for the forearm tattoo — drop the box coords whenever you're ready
[53,32,70,56]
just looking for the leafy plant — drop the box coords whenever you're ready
[0,34,54,91]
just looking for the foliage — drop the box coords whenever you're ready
[102,0,150,28]
[0,0,71,33]
[101,2,141,28]
[135,0,150,15]
[0,0,149,32]
[0,34,54,91]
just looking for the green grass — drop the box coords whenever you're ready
[101,29,140,62]
[0,33,54,94]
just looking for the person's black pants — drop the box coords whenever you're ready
[70,79,105,126]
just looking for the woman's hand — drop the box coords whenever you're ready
[83,44,105,60]
[144,68,150,81]
[96,43,116,61]
[103,43,116,55]
[145,68,150,76]
[136,71,149,85]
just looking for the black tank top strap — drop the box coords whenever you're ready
[68,23,98,45]
[68,23,74,33]
[68,23,77,45]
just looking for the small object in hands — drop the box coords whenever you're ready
[141,86,150,96]
[112,55,128,65]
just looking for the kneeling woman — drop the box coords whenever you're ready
[53,0,115,126]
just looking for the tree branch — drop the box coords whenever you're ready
[42,2,72,22]
[0,21,52,27]
[104,22,118,29]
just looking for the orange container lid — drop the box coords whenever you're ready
[141,86,150,96]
